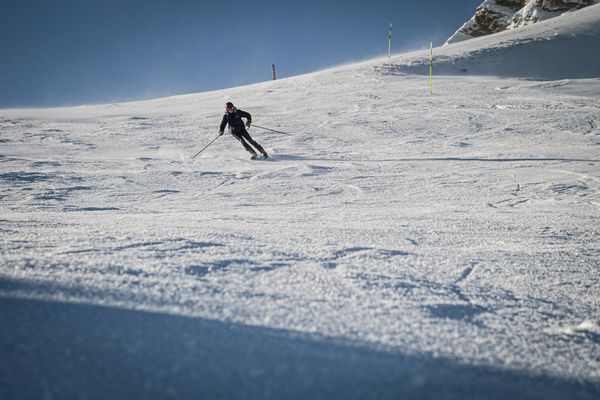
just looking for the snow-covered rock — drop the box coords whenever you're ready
[446,0,597,44]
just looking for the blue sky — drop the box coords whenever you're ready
[0,0,482,107]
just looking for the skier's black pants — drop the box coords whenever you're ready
[232,129,266,155]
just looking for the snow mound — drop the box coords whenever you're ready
[384,3,600,80]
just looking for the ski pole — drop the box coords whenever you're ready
[191,133,221,159]
[251,124,292,136]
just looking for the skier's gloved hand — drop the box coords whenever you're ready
[246,121,251,128]
[219,131,224,136]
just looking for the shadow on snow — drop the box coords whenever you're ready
[0,280,599,400]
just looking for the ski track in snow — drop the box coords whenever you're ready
[2,8,600,399]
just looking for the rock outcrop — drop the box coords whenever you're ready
[446,0,597,44]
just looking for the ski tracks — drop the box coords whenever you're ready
[487,168,600,211]
[547,169,600,210]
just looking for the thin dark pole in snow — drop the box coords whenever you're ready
[430,42,433,95]
[388,23,392,59]
[272,64,277,80]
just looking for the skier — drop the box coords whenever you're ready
[219,102,269,159]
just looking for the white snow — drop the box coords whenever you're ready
[1,4,599,399]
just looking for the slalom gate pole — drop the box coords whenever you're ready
[251,124,292,136]
[429,42,433,95]
[191,133,221,159]
[388,23,392,59]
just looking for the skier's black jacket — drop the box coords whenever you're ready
[220,109,252,134]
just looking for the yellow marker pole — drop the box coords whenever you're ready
[429,42,433,94]
[388,23,392,59]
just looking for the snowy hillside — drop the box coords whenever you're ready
[389,3,600,80]
[1,4,600,400]
[446,0,598,44]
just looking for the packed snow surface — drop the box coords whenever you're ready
[1,4,599,400]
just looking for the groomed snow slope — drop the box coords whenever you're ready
[1,5,600,400]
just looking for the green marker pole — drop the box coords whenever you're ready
[429,42,433,94]
[388,23,392,59]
